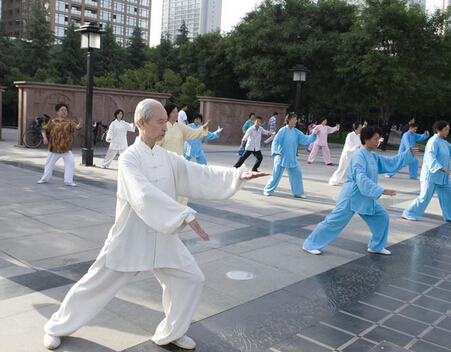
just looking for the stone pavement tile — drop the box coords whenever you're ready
[0,205,25,221]
[49,260,95,281]
[68,222,113,245]
[29,248,100,270]
[298,322,355,349]
[62,194,119,217]
[382,315,429,336]
[375,285,420,301]
[241,241,361,278]
[267,233,297,242]
[270,334,331,351]
[188,289,327,352]
[438,279,451,291]
[343,338,378,352]
[410,339,451,352]
[9,198,85,217]
[33,209,114,230]
[398,305,442,324]
[369,341,410,351]
[320,311,374,335]
[200,255,300,302]
[363,326,413,346]
[194,286,245,321]
[124,339,220,352]
[390,278,430,294]
[0,262,36,278]
[420,327,451,350]
[0,231,101,263]
[360,293,406,312]
[220,236,283,255]
[437,316,451,331]
[0,217,59,240]
[193,248,232,265]
[426,288,451,302]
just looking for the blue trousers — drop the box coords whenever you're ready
[303,196,389,252]
[264,163,305,196]
[184,153,207,165]
[403,181,451,221]
[386,158,419,179]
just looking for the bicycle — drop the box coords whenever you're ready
[71,121,109,148]
[22,115,50,148]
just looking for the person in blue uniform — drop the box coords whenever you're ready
[386,123,429,179]
[402,120,451,222]
[183,113,222,165]
[263,112,317,198]
[303,126,418,256]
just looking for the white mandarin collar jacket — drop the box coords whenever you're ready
[103,137,247,272]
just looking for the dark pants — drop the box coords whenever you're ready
[234,150,263,171]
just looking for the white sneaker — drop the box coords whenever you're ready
[43,334,61,350]
[263,191,271,196]
[64,182,77,187]
[295,194,307,199]
[367,248,391,255]
[303,247,321,255]
[402,214,417,221]
[101,165,107,169]
[37,180,48,184]
[385,174,392,178]
[171,335,196,350]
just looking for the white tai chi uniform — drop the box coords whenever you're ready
[102,119,135,168]
[45,137,247,346]
[329,131,361,185]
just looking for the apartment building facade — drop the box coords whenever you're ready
[161,0,222,42]
[1,0,152,46]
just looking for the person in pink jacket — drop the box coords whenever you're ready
[307,118,340,165]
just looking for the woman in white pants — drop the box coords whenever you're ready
[37,103,81,187]
[329,122,362,185]
[101,109,135,168]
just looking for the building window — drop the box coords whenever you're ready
[55,26,65,37]
[55,1,68,12]
[127,16,136,26]
[114,2,124,12]
[100,0,111,8]
[139,8,148,17]
[100,10,110,20]
[113,25,123,35]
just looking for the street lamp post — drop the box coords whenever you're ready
[290,64,308,117]
[76,24,101,166]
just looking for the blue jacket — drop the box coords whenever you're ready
[183,123,221,158]
[420,134,451,185]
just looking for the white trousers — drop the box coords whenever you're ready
[329,153,351,185]
[102,148,125,168]
[40,151,75,184]
[44,247,205,346]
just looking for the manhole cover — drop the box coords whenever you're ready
[226,271,255,280]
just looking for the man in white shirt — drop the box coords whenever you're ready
[43,99,268,351]
[234,116,275,172]
[263,112,278,146]
[177,104,189,125]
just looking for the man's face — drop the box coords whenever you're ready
[116,111,123,120]
[410,127,418,134]
[288,117,297,128]
[255,119,262,127]
[57,106,68,118]
[139,105,167,142]
[439,125,450,138]
[183,106,188,111]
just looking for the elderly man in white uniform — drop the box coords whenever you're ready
[43,99,268,351]
[101,109,135,169]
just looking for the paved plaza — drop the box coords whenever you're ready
[0,127,450,352]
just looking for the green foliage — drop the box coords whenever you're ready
[178,76,214,112]
[94,23,126,77]
[54,22,85,84]
[175,21,189,46]
[21,3,54,76]
[126,26,147,69]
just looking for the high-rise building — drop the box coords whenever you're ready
[161,0,222,42]
[1,0,152,46]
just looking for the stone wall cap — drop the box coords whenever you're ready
[13,81,171,98]
[197,95,289,108]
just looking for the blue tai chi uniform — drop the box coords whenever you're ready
[303,148,415,252]
[386,131,429,179]
[183,123,221,165]
[264,126,316,196]
[403,135,451,221]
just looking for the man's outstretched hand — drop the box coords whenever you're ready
[241,171,270,180]
[188,219,210,241]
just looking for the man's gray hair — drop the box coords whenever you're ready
[134,99,163,129]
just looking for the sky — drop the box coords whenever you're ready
[150,0,448,47]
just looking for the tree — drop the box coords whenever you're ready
[175,21,189,46]
[126,26,147,69]
[95,23,126,77]
[0,21,14,84]
[178,76,214,112]
[21,3,54,76]
[54,22,85,84]
[119,62,160,91]
[155,69,183,96]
